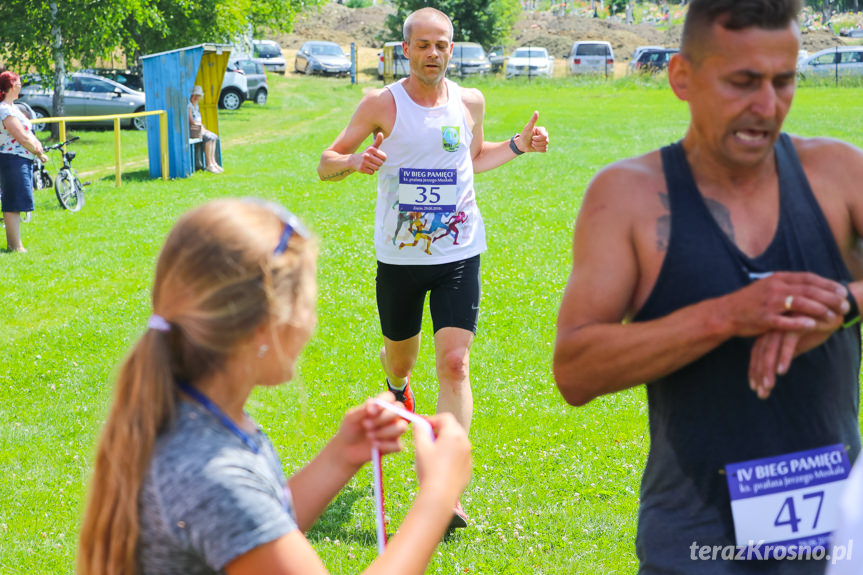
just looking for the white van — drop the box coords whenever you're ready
[568,41,614,76]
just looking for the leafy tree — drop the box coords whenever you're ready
[0,0,314,137]
[0,0,154,137]
[119,0,316,61]
[382,0,521,48]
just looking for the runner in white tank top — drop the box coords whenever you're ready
[375,77,485,265]
[318,7,549,530]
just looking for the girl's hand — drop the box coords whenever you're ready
[415,413,472,497]
[334,392,408,469]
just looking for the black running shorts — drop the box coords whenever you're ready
[376,255,481,341]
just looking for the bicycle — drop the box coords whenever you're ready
[44,136,88,212]
[32,154,52,191]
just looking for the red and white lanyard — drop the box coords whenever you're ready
[370,398,434,555]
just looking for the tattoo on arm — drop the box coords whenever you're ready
[704,197,735,243]
[656,192,670,252]
[320,168,354,181]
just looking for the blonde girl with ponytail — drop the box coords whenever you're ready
[77,198,471,575]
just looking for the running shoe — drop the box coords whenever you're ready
[448,500,468,530]
[386,376,415,413]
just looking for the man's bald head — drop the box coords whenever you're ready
[403,7,454,43]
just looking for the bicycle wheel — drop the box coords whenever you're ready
[54,171,84,212]
[33,166,52,190]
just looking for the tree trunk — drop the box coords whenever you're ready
[50,1,65,141]
[820,0,832,24]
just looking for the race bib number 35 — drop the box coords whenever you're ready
[398,168,457,213]
[725,444,850,558]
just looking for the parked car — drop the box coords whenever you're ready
[232,57,268,105]
[294,41,351,76]
[631,48,678,74]
[448,42,492,77]
[568,41,614,76]
[505,46,554,79]
[377,41,410,79]
[252,39,287,75]
[219,60,249,110]
[17,72,147,131]
[628,45,664,74]
[798,46,863,79]
[80,67,144,91]
[487,46,507,73]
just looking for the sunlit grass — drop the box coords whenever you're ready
[2,73,862,573]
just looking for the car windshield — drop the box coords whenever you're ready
[457,46,486,59]
[310,44,344,56]
[255,43,281,58]
[576,44,609,56]
[513,48,546,59]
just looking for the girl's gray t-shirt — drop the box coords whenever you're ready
[137,401,298,574]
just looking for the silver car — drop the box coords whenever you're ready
[18,72,147,131]
[448,42,492,77]
[294,41,352,76]
[798,47,863,79]
[232,58,268,105]
[252,39,287,75]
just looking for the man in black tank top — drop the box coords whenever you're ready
[554,0,863,573]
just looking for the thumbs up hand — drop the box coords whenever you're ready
[354,131,388,175]
[517,111,549,154]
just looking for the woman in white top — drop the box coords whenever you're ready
[188,85,222,173]
[0,71,47,252]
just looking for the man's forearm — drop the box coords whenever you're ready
[553,298,732,406]
[473,138,521,174]
[317,151,356,181]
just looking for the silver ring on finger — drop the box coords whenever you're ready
[784,295,794,311]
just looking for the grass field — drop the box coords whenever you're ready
[1,72,863,574]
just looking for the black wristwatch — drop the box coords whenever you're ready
[842,281,861,328]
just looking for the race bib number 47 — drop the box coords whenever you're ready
[725,444,851,558]
[398,168,457,213]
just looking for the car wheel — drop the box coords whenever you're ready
[131,108,147,131]
[31,107,49,132]
[304,63,313,76]
[255,89,267,105]
[219,88,243,111]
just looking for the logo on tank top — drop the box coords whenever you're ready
[441,126,460,152]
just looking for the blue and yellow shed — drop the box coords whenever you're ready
[141,43,232,179]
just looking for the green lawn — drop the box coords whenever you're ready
[1,73,862,574]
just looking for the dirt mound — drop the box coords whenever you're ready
[513,12,681,59]
[278,3,395,49]
[277,3,844,59]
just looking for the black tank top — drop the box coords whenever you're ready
[633,135,861,574]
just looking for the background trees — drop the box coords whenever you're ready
[0,0,314,136]
[382,0,521,46]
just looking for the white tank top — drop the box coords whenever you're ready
[374,78,487,265]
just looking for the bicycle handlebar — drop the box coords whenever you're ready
[44,136,81,151]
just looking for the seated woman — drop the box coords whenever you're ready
[188,85,222,173]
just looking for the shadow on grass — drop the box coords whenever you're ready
[307,485,378,545]
[305,484,466,546]
[97,168,152,184]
